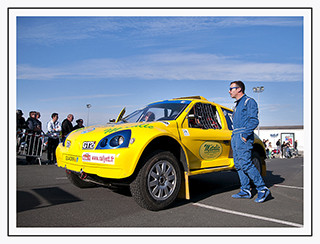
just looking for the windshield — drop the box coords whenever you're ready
[118,100,190,123]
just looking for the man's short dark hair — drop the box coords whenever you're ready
[51,113,58,119]
[230,80,245,93]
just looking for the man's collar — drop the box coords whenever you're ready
[234,94,246,103]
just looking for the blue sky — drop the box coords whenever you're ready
[16,16,304,131]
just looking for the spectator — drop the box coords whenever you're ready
[16,109,26,130]
[26,111,39,163]
[26,111,36,132]
[265,139,269,159]
[73,119,84,130]
[16,109,26,153]
[34,111,43,156]
[281,141,286,159]
[276,139,281,154]
[35,112,42,133]
[268,142,272,159]
[286,142,292,158]
[294,140,298,155]
[47,113,61,164]
[62,114,74,138]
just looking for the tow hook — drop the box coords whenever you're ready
[65,169,71,174]
[80,172,87,180]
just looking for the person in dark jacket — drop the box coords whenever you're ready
[229,80,270,203]
[25,111,41,163]
[61,114,74,138]
[17,109,26,130]
[73,119,84,130]
[281,141,286,158]
[35,112,42,132]
[16,109,26,152]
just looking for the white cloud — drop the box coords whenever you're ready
[37,94,130,102]
[17,17,302,44]
[18,52,303,82]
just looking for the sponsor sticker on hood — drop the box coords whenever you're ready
[81,128,95,134]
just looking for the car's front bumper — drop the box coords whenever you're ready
[56,143,139,179]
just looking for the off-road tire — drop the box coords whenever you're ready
[252,151,262,174]
[130,150,182,211]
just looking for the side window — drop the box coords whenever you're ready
[222,108,233,130]
[188,103,222,129]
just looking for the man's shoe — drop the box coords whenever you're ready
[232,189,252,199]
[255,188,270,203]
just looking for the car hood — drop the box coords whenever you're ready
[67,121,177,142]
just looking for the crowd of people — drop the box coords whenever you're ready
[16,109,85,164]
[263,138,299,159]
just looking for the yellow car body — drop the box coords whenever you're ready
[56,122,182,179]
[56,96,266,210]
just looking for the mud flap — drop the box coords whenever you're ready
[178,171,190,200]
[261,157,267,176]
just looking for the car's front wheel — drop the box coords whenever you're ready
[130,150,182,211]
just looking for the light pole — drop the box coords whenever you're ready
[252,86,264,137]
[86,104,91,126]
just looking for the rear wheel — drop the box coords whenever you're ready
[252,151,262,174]
[130,150,182,211]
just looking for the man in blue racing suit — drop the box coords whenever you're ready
[229,80,270,203]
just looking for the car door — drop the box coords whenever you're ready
[180,102,232,170]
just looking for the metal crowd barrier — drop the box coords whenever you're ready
[16,130,46,165]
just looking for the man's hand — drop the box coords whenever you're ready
[242,137,247,142]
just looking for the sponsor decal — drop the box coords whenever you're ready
[66,140,71,148]
[82,141,96,149]
[199,141,223,160]
[104,124,154,134]
[73,127,85,133]
[182,129,190,136]
[82,153,91,161]
[81,128,95,134]
[82,152,115,165]
[65,155,78,162]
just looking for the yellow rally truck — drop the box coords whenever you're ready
[56,96,266,211]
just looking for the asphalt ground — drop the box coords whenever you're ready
[13,152,308,235]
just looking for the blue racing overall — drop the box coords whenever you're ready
[231,94,266,192]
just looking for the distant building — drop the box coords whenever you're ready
[254,125,304,153]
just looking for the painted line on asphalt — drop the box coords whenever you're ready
[274,184,303,190]
[193,203,303,228]
[56,177,68,180]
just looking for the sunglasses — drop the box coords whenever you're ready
[229,87,240,91]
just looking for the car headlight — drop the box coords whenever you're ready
[96,130,131,149]
[110,135,125,147]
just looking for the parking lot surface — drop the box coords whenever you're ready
[14,153,307,235]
